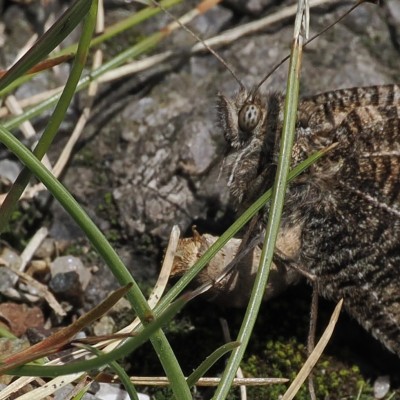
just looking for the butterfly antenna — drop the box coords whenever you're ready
[252,0,368,95]
[150,0,245,89]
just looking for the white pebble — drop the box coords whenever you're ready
[50,255,91,289]
[374,375,390,399]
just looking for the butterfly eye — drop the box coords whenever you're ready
[238,103,261,132]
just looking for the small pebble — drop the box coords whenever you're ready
[0,248,22,295]
[0,267,18,293]
[1,247,22,271]
[93,316,115,337]
[95,383,150,400]
[0,303,44,336]
[50,255,91,289]
[48,271,84,307]
[34,238,56,259]
[0,159,20,183]
[374,375,390,399]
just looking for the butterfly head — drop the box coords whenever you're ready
[216,87,280,206]
[217,87,266,150]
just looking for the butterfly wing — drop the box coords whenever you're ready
[292,85,400,354]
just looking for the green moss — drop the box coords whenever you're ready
[10,210,22,222]
[104,192,113,205]
[239,337,375,399]
[164,316,194,335]
[150,388,174,400]
[75,147,95,166]
[105,228,121,243]
[2,202,49,249]
[96,192,123,243]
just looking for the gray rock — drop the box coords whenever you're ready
[48,271,84,307]
[0,159,20,183]
[0,248,20,293]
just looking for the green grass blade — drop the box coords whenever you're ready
[0,123,191,398]
[186,342,240,388]
[81,345,140,400]
[70,381,93,400]
[0,0,92,92]
[58,0,182,57]
[3,296,187,377]
[0,0,182,96]
[4,30,166,130]
[0,0,98,233]
[213,6,306,399]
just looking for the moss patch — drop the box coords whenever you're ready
[239,337,372,399]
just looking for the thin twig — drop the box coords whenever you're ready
[128,376,289,386]
[307,282,319,400]
[281,299,343,400]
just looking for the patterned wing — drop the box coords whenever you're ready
[291,85,400,355]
